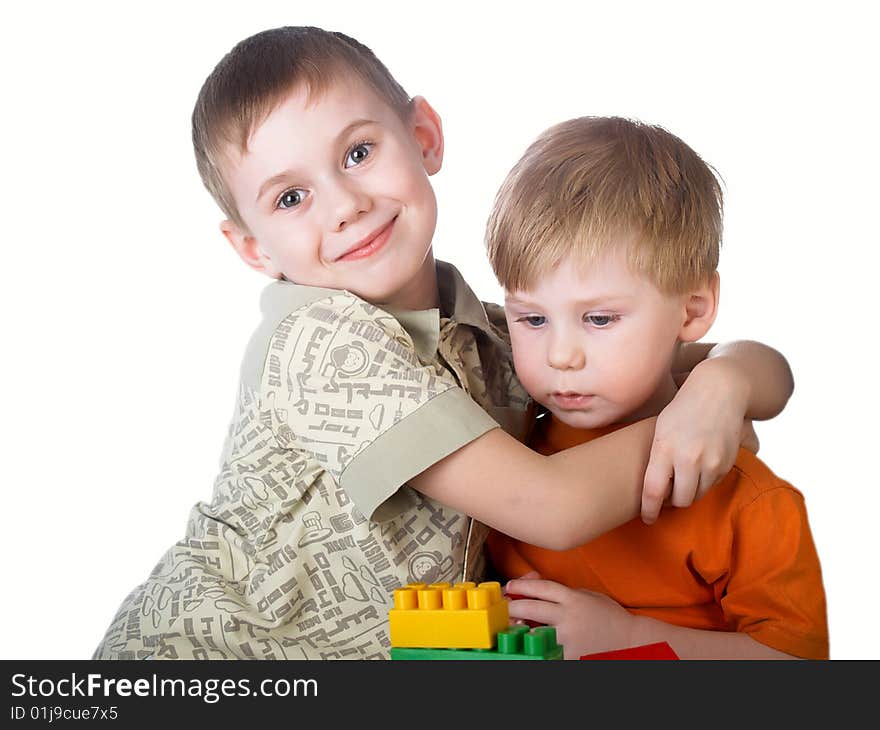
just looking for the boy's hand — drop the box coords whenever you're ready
[505,575,637,659]
[740,419,760,454]
[642,357,752,524]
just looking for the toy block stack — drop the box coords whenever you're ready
[389,581,564,660]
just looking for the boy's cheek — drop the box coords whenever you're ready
[510,355,546,403]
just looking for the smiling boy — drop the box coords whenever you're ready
[487,116,828,659]
[93,28,795,660]
[216,75,441,310]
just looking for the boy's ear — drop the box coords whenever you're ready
[409,96,444,175]
[220,220,280,278]
[679,272,720,342]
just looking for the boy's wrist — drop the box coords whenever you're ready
[626,613,662,650]
[690,355,752,415]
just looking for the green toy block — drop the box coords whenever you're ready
[390,625,564,660]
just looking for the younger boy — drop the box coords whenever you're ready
[486,116,828,659]
[93,28,794,660]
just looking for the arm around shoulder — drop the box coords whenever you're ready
[409,420,658,550]
[678,340,794,420]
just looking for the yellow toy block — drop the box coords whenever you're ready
[388,581,510,649]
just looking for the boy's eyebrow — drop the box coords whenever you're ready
[255,118,377,203]
[505,293,632,308]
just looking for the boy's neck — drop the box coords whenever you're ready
[613,372,680,426]
[379,251,440,311]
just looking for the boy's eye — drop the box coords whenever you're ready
[345,142,374,168]
[517,315,546,328]
[277,188,308,209]
[584,314,616,327]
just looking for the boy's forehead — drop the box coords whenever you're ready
[504,252,654,305]
[220,77,404,197]
[249,78,396,153]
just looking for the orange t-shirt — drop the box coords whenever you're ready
[487,415,829,659]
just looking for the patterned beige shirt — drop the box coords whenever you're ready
[93,261,529,659]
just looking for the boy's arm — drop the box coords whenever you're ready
[675,340,794,420]
[409,342,795,545]
[409,422,655,551]
[505,578,800,659]
[625,616,799,660]
[269,293,660,552]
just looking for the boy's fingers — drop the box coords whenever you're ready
[518,570,542,581]
[669,462,700,508]
[505,578,566,603]
[506,598,561,627]
[697,470,719,501]
[642,458,672,524]
[503,572,543,600]
[740,419,760,454]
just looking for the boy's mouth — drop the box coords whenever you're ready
[336,216,397,262]
[550,392,595,409]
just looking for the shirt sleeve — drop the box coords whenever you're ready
[259,291,499,522]
[721,484,829,659]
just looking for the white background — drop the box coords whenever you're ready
[1,0,877,660]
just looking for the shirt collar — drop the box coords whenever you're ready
[387,260,504,361]
[260,259,501,363]
[436,260,495,332]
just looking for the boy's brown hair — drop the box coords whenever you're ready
[485,116,723,294]
[192,26,412,230]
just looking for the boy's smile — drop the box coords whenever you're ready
[505,249,697,429]
[219,78,444,310]
[335,215,397,261]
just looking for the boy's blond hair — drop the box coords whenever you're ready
[192,26,412,230]
[486,116,723,295]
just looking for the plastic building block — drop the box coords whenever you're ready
[580,642,679,660]
[391,625,564,660]
[388,581,509,649]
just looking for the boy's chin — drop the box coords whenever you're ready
[547,407,619,430]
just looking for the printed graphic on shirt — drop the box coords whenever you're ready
[94,289,526,660]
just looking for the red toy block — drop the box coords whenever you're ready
[580,642,679,660]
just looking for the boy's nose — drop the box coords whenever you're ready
[547,336,586,370]
[329,178,371,232]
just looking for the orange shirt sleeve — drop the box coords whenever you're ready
[721,483,829,659]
